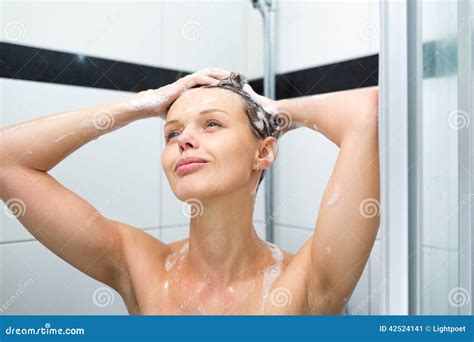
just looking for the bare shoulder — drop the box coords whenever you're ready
[115,222,170,258]
[109,222,171,288]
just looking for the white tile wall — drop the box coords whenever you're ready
[368,0,380,54]
[161,1,247,74]
[274,127,338,229]
[1,1,164,67]
[0,79,161,243]
[274,224,313,254]
[275,0,374,74]
[1,1,383,315]
[0,241,128,314]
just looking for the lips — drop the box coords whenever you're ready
[175,156,208,172]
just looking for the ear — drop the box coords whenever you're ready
[254,137,278,171]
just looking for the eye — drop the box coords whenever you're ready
[165,119,222,142]
[205,119,222,129]
[166,130,181,142]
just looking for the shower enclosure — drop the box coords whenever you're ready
[380,0,473,315]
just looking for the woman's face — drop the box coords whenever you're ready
[161,87,263,201]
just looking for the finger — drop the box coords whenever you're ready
[242,83,256,96]
[196,67,231,79]
[185,74,220,88]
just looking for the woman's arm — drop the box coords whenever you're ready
[0,69,229,172]
[276,86,380,314]
[275,86,378,147]
[0,68,231,293]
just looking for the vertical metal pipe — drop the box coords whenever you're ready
[252,0,276,242]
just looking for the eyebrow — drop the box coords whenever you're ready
[164,108,229,129]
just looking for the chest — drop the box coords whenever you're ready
[124,265,306,315]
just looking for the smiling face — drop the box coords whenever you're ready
[161,87,271,202]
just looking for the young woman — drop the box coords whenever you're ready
[0,68,380,315]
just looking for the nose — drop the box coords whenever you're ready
[176,129,198,152]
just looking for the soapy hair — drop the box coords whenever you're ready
[202,72,282,193]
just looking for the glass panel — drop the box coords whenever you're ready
[420,0,460,315]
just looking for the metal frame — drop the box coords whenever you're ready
[407,0,423,316]
[457,0,473,316]
[380,0,410,315]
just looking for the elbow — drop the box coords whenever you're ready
[350,87,379,137]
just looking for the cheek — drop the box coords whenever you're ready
[161,148,174,176]
[208,133,255,181]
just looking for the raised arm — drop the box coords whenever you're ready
[276,86,380,314]
[0,68,231,292]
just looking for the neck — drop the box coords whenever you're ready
[186,186,267,286]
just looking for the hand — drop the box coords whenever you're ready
[128,68,231,119]
[242,84,300,137]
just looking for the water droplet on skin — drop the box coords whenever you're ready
[165,241,189,272]
[162,280,170,298]
[327,183,341,208]
[53,132,76,143]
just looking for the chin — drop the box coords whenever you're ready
[173,177,218,202]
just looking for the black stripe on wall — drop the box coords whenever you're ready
[0,42,188,92]
[265,54,378,99]
[1,42,379,99]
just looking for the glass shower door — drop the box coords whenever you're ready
[413,0,473,315]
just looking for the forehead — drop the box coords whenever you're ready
[166,87,245,121]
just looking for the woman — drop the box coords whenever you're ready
[0,68,380,315]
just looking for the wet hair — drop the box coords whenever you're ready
[202,72,282,193]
